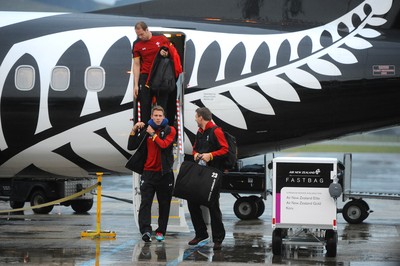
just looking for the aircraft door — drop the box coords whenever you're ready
[164,33,189,232]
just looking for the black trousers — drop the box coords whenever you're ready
[154,88,177,126]
[187,194,226,243]
[135,74,177,126]
[135,74,151,124]
[138,171,174,235]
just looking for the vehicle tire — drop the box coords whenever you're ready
[272,228,283,256]
[342,199,368,224]
[358,199,370,221]
[10,200,25,209]
[71,199,93,213]
[30,190,54,214]
[325,230,338,257]
[249,196,265,218]
[233,196,258,220]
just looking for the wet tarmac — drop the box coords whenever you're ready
[1,153,400,265]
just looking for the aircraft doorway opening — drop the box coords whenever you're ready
[162,31,186,109]
[165,32,186,160]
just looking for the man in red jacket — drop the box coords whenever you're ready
[132,21,182,125]
[127,106,176,242]
[188,107,229,250]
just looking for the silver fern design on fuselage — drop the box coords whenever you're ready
[0,0,393,177]
[183,0,391,134]
[0,22,136,176]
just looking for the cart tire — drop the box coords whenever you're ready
[30,190,54,214]
[233,197,258,220]
[325,230,337,257]
[342,199,368,224]
[71,199,93,213]
[249,196,265,218]
[358,199,370,221]
[272,229,283,256]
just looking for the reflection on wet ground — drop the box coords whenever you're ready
[342,223,372,240]
[1,153,400,265]
[1,197,399,265]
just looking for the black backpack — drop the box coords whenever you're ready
[210,126,238,170]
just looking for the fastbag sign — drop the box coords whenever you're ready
[272,158,337,227]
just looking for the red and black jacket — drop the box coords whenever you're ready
[192,121,229,171]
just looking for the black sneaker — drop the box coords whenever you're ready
[188,236,209,245]
[142,232,152,242]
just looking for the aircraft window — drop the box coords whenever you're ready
[85,67,105,92]
[15,65,35,91]
[50,66,70,91]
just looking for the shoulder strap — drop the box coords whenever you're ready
[209,126,221,148]
[137,131,148,149]
[158,125,171,139]
[164,124,171,135]
[209,125,218,135]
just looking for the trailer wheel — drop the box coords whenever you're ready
[30,190,54,214]
[358,199,370,220]
[233,197,258,220]
[249,196,265,218]
[325,230,338,257]
[71,199,93,213]
[342,199,369,224]
[272,228,283,256]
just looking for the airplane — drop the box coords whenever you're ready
[1,0,400,215]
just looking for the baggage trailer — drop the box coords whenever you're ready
[340,153,400,224]
[221,169,267,220]
[271,157,342,257]
[221,156,270,220]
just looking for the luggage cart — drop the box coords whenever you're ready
[220,155,272,220]
[340,153,400,224]
[221,169,267,220]
[271,157,342,257]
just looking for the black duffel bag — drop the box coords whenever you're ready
[173,161,222,206]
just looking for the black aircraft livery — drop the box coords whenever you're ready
[1,0,400,178]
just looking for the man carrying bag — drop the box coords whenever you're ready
[126,106,176,243]
[176,107,229,250]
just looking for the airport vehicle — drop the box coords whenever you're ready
[1,0,400,213]
[0,177,95,214]
[339,153,400,224]
[220,160,268,220]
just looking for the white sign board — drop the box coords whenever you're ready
[272,157,337,228]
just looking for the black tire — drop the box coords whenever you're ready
[342,200,368,224]
[10,200,25,209]
[249,196,265,218]
[272,228,283,256]
[30,190,54,214]
[325,230,338,257]
[71,199,93,213]
[358,199,370,221]
[233,197,258,220]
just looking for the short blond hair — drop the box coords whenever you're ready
[152,105,165,115]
